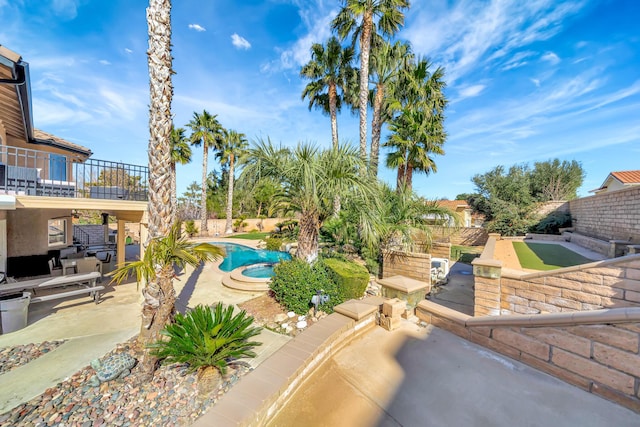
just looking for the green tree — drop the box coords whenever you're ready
[369,40,411,177]
[530,159,584,201]
[384,59,447,191]
[187,110,224,234]
[217,129,248,234]
[170,126,192,221]
[301,36,356,148]
[332,0,410,160]
[243,139,378,262]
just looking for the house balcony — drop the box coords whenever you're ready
[0,145,149,201]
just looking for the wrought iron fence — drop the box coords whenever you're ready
[0,145,149,201]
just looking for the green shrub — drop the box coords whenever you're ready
[149,303,262,375]
[265,236,283,251]
[184,220,198,237]
[531,212,572,235]
[323,258,370,300]
[270,259,342,314]
[272,219,299,240]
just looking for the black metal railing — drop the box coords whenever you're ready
[73,226,90,247]
[0,145,149,201]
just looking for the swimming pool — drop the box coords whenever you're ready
[242,263,276,278]
[214,242,291,273]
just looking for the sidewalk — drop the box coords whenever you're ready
[269,321,640,426]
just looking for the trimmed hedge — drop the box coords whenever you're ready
[265,237,283,251]
[323,258,370,300]
[270,259,343,314]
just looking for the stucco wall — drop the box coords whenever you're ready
[569,186,640,243]
[7,208,72,257]
[431,226,488,246]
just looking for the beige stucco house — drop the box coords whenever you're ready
[590,170,640,195]
[0,45,147,278]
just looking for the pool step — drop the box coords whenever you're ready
[222,271,271,292]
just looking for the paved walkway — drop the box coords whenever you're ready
[0,239,290,414]
[269,321,640,426]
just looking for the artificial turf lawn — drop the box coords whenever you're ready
[512,242,594,271]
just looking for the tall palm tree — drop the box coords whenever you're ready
[187,110,224,235]
[300,36,356,149]
[244,139,378,262]
[369,40,411,177]
[332,0,410,161]
[170,127,192,221]
[385,58,447,191]
[139,0,174,375]
[217,129,248,234]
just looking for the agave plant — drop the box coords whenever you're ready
[150,303,262,385]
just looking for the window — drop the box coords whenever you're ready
[48,219,66,246]
[49,154,67,181]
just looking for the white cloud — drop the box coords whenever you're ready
[124,48,133,54]
[231,33,251,50]
[458,84,486,98]
[52,0,79,20]
[99,59,111,65]
[541,52,560,65]
[531,78,540,87]
[405,0,586,83]
[188,24,206,32]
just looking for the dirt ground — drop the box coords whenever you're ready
[237,292,289,325]
[493,239,525,271]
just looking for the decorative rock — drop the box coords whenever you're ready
[287,311,296,318]
[296,320,308,329]
[297,315,306,321]
[274,313,288,323]
[89,353,136,386]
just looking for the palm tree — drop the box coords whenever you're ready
[170,127,192,221]
[140,0,175,375]
[369,40,411,177]
[243,139,378,262]
[332,0,410,160]
[384,58,447,191]
[187,110,224,235]
[300,36,356,149]
[217,129,248,234]
[111,222,224,374]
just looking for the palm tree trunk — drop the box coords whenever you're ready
[170,162,177,222]
[328,83,339,148]
[143,0,174,376]
[396,166,405,191]
[200,147,209,234]
[357,11,374,161]
[406,163,414,193]
[225,154,234,234]
[370,83,384,177]
[296,209,319,263]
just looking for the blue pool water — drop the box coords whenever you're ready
[242,264,276,278]
[214,242,291,272]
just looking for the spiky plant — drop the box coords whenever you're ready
[149,303,262,376]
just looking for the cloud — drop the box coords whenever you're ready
[124,48,133,54]
[501,50,536,71]
[231,33,251,50]
[405,0,586,83]
[531,78,541,87]
[541,51,561,65]
[99,59,111,65]
[52,0,79,20]
[458,84,486,98]
[188,24,206,32]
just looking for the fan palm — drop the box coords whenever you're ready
[369,40,411,177]
[217,129,248,234]
[141,0,175,376]
[332,0,410,160]
[301,36,356,149]
[187,110,224,234]
[243,139,378,262]
[170,127,192,221]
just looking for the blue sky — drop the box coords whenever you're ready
[1,0,638,199]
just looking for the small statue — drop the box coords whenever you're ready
[88,353,136,386]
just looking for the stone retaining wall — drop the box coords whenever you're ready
[569,186,640,243]
[416,302,640,413]
[431,226,488,246]
[381,250,431,282]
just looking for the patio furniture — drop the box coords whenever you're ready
[5,165,38,195]
[61,257,102,277]
[0,271,103,304]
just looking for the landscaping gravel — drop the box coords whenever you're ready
[0,341,66,375]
